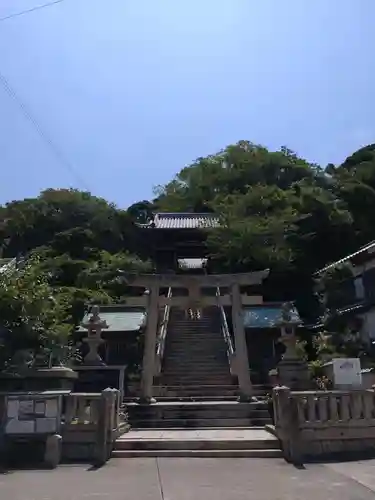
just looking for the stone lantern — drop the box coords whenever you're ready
[80,305,108,366]
[279,302,301,360]
[276,302,310,390]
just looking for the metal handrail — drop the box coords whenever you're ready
[216,287,235,375]
[155,287,172,375]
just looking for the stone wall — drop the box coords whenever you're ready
[273,386,375,463]
[0,389,124,467]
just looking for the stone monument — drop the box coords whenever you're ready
[277,302,310,390]
[80,305,108,366]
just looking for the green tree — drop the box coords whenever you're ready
[0,258,72,370]
[155,141,356,320]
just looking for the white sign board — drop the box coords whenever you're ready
[332,358,362,388]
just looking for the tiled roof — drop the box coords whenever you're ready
[178,258,207,269]
[243,306,301,328]
[152,213,219,229]
[78,307,146,333]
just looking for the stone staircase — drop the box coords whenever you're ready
[117,306,281,458]
[158,306,237,395]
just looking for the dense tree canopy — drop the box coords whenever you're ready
[1,141,375,367]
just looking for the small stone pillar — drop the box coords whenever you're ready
[277,302,310,390]
[273,386,302,464]
[44,434,62,469]
[81,305,108,366]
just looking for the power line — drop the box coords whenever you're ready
[0,68,91,191]
[0,0,67,23]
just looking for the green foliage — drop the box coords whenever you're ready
[155,141,357,320]
[1,140,375,367]
[0,190,153,367]
[0,257,72,369]
[77,251,153,300]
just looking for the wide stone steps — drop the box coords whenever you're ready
[161,378,233,385]
[162,366,231,373]
[167,338,222,342]
[126,418,268,428]
[152,385,240,397]
[160,307,234,396]
[153,385,268,396]
[163,364,229,369]
[162,376,232,382]
[113,428,282,458]
[126,401,272,429]
[112,449,281,458]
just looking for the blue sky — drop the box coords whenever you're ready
[0,0,374,208]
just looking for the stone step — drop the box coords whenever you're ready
[123,395,239,403]
[152,388,239,397]
[162,374,231,379]
[164,364,228,368]
[165,340,226,344]
[167,324,220,329]
[126,400,269,412]
[162,377,232,383]
[112,448,282,458]
[162,368,230,372]
[164,353,228,358]
[127,418,270,428]
[128,413,270,423]
[150,387,269,398]
[166,354,227,357]
[165,348,226,352]
[164,362,228,366]
[164,351,228,356]
[165,343,227,347]
[167,329,220,332]
[161,371,231,376]
[116,438,276,451]
[161,374,232,377]
[161,380,234,386]
[163,362,229,367]
[113,428,281,458]
[161,375,232,380]
[155,384,239,391]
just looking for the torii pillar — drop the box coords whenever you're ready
[139,283,160,404]
[231,282,253,401]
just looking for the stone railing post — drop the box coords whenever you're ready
[273,386,302,464]
[93,388,116,466]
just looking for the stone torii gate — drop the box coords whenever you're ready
[124,270,269,404]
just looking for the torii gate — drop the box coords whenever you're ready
[123,270,269,404]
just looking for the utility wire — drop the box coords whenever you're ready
[0,68,91,191]
[0,0,67,23]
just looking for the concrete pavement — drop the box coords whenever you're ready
[1,458,375,500]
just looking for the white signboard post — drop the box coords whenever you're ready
[332,358,362,389]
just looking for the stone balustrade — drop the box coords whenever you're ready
[273,386,375,463]
[62,389,123,464]
[0,389,125,467]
